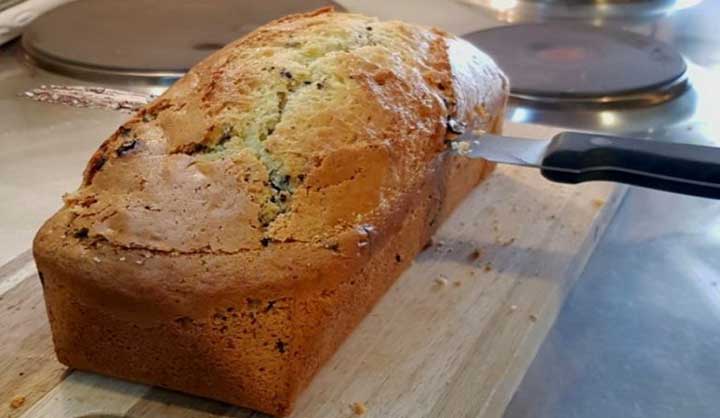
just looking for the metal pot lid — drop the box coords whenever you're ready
[21,0,343,81]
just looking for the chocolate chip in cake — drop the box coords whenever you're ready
[264,300,276,312]
[73,227,89,239]
[115,139,138,157]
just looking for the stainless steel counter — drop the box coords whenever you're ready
[506,187,720,418]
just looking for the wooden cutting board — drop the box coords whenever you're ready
[0,124,621,418]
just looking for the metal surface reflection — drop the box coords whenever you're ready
[459,0,704,22]
[504,185,720,418]
[506,85,698,137]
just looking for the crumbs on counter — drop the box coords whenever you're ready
[469,248,482,261]
[22,85,153,113]
[483,263,493,272]
[351,401,368,415]
[10,396,26,409]
[501,238,515,247]
[437,244,453,254]
[529,314,538,322]
[453,280,462,287]
[434,276,449,287]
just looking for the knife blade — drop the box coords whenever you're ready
[451,131,551,169]
[450,130,720,199]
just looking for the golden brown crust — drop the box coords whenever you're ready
[33,8,508,417]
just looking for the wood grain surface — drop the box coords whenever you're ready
[1,151,621,418]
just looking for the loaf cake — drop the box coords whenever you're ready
[33,8,507,416]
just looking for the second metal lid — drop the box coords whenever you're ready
[464,23,688,106]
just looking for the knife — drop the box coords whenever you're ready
[451,130,720,199]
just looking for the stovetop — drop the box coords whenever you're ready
[2,1,720,417]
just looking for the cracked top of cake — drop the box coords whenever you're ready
[43,8,506,260]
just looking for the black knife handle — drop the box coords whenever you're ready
[541,132,720,199]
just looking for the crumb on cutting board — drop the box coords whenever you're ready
[501,238,515,247]
[469,248,482,261]
[529,314,538,322]
[484,263,493,272]
[10,396,26,409]
[592,199,605,208]
[351,401,368,415]
[510,305,518,312]
[453,280,462,287]
[434,276,448,287]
